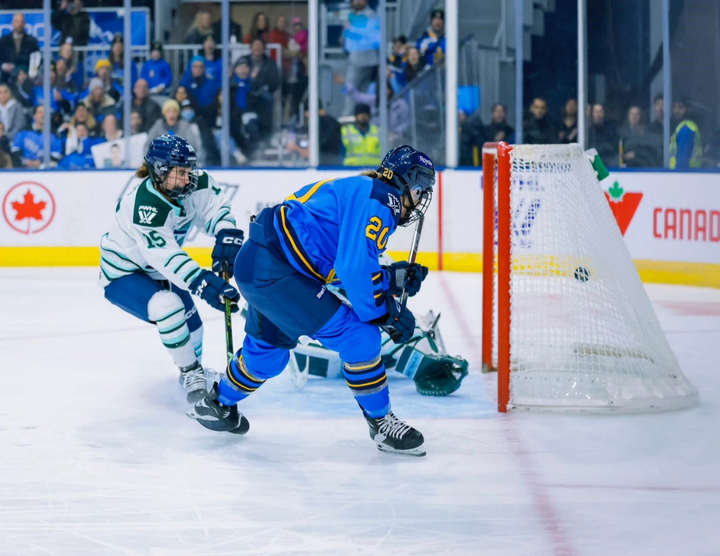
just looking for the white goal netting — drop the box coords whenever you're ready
[493,144,697,411]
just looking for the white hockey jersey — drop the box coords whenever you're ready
[99,170,236,290]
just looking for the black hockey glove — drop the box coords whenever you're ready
[189,270,240,313]
[212,229,244,278]
[379,295,416,344]
[383,262,429,297]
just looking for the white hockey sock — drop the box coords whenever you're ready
[148,290,196,369]
[191,325,204,365]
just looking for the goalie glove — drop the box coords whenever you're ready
[395,346,469,396]
[413,355,469,396]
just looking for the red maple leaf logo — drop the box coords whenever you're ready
[11,190,46,221]
[604,182,642,236]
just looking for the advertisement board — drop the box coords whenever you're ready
[0,168,718,286]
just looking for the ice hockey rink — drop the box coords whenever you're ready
[1,267,718,556]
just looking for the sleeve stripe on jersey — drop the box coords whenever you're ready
[211,216,237,236]
[101,256,136,274]
[100,240,143,270]
[165,252,189,267]
[174,258,194,273]
[184,267,202,283]
[205,208,230,233]
[206,208,232,235]
[99,266,114,282]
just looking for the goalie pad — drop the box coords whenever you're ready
[286,310,468,396]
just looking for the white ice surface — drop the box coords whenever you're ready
[0,268,718,556]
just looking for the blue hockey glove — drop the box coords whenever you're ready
[189,270,240,313]
[383,261,429,297]
[212,229,244,278]
[379,295,416,344]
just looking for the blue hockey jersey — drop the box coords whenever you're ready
[273,175,402,323]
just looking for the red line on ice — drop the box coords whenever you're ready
[439,273,578,556]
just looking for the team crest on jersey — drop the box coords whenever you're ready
[137,205,158,225]
[387,193,401,215]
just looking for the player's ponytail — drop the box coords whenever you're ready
[360,170,383,180]
[136,163,150,179]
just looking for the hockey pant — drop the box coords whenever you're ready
[103,273,204,368]
[217,215,391,418]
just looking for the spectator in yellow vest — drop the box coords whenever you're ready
[341,103,381,167]
[669,99,702,169]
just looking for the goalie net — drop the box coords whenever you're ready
[482,142,698,412]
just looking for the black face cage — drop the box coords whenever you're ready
[150,163,200,200]
[399,188,432,227]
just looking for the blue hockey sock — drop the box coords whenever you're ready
[217,353,267,406]
[343,356,390,418]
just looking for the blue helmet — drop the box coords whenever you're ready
[378,145,435,226]
[144,135,199,199]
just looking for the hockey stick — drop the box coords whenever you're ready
[221,262,234,364]
[400,213,425,308]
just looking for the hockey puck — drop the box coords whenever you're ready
[574,267,589,282]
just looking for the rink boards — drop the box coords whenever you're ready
[0,167,718,287]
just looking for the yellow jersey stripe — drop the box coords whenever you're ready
[286,178,335,204]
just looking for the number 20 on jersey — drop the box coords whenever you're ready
[366,216,389,250]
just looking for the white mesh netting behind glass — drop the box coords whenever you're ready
[496,144,698,411]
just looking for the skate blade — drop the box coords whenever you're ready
[185,409,250,435]
[375,443,426,457]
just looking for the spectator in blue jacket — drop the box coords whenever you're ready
[232,59,252,111]
[58,122,99,169]
[180,56,220,118]
[57,42,84,91]
[141,41,173,95]
[11,106,63,168]
[108,33,138,89]
[201,35,223,82]
[416,9,445,66]
[32,62,77,123]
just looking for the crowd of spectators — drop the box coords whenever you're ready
[0,4,309,168]
[459,94,716,169]
[318,2,446,167]
[0,2,717,170]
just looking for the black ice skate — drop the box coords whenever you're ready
[186,383,249,435]
[178,361,208,403]
[364,411,426,457]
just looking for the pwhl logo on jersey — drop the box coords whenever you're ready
[604,181,642,236]
[2,182,56,235]
[138,205,158,225]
